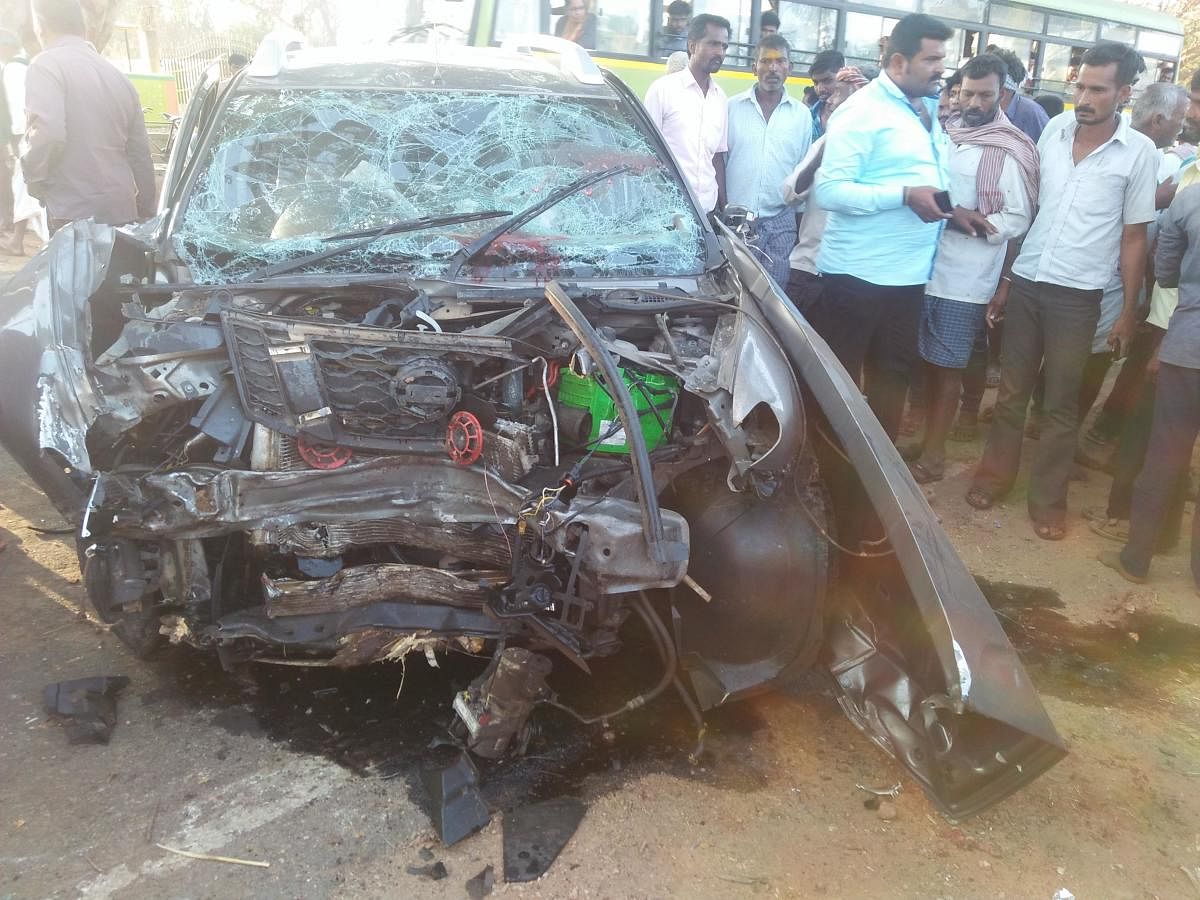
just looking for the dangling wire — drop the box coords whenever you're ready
[540,357,560,466]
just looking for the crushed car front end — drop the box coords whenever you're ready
[0,43,1065,817]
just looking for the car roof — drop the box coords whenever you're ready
[241,43,618,99]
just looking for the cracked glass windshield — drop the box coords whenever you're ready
[174,89,706,282]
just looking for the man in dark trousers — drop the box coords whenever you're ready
[809,13,952,440]
[966,42,1157,540]
[1098,178,1200,593]
[22,0,155,231]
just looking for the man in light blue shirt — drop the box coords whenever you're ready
[725,34,812,286]
[805,13,952,441]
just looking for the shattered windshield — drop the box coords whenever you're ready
[174,89,706,282]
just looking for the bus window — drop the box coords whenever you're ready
[1138,30,1183,59]
[492,0,542,43]
[1154,59,1177,83]
[1100,22,1136,44]
[593,0,649,54]
[1046,13,1095,43]
[942,28,978,70]
[850,0,917,10]
[844,12,900,67]
[693,0,753,65]
[989,3,1044,33]
[1041,42,1085,94]
[775,1,838,66]
[924,0,984,24]
[987,34,1039,87]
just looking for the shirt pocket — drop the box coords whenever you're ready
[1072,169,1126,222]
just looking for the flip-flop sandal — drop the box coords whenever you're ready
[1087,517,1129,543]
[965,487,996,510]
[1034,521,1066,541]
[909,460,945,484]
[949,416,979,442]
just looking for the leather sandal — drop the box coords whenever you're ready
[965,487,996,510]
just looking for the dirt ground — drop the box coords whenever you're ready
[2,249,1200,899]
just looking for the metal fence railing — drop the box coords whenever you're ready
[163,37,255,108]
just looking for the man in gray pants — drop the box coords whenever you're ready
[966,42,1157,540]
[1099,178,1200,591]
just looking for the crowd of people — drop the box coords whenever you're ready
[645,12,1200,596]
[0,0,154,258]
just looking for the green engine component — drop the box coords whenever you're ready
[556,367,680,455]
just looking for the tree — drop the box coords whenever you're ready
[0,0,124,55]
[1172,0,1200,79]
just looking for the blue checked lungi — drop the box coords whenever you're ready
[749,209,797,289]
[918,294,988,369]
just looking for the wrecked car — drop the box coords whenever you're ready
[0,36,1065,817]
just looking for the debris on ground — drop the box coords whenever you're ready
[503,797,586,883]
[465,864,495,898]
[1052,889,1075,900]
[715,873,769,886]
[420,752,490,846]
[855,781,902,798]
[155,843,270,868]
[877,800,898,821]
[405,861,448,881]
[42,676,131,744]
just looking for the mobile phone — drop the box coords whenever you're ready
[933,190,953,214]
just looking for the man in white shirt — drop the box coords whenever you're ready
[967,42,1158,540]
[644,13,730,213]
[724,34,811,285]
[0,29,42,256]
[0,30,16,233]
[902,53,1037,484]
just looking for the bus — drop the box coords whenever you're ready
[420,0,1184,101]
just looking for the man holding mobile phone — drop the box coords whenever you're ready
[901,54,1038,484]
[809,13,952,440]
[966,42,1158,541]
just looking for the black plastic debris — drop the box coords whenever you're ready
[420,752,491,846]
[42,676,131,744]
[466,864,495,899]
[502,797,586,883]
[405,861,448,881]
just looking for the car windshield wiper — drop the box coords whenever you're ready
[240,210,512,282]
[443,165,630,279]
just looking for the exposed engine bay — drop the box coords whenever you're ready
[67,254,829,758]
